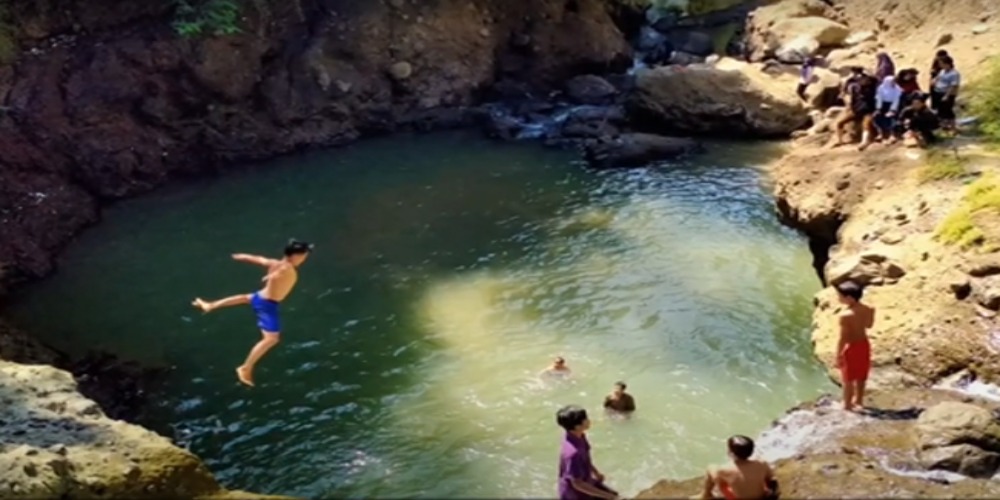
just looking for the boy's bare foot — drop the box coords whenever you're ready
[192,298,213,313]
[236,366,255,386]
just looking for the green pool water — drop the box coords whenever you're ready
[6,132,830,498]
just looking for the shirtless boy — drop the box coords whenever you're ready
[541,356,572,378]
[603,381,636,414]
[192,239,313,386]
[700,435,777,500]
[835,280,874,411]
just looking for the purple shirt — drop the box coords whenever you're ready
[558,432,594,500]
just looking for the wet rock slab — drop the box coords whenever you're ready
[637,390,1000,499]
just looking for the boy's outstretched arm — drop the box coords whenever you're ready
[232,253,277,267]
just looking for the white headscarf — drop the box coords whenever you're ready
[877,76,902,111]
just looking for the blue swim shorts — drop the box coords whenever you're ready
[250,292,281,334]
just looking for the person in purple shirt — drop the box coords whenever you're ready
[556,405,619,500]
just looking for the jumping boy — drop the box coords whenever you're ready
[192,239,313,386]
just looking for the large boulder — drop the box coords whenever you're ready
[744,0,840,61]
[915,402,1000,452]
[626,58,810,137]
[564,75,618,105]
[0,361,248,498]
[584,133,703,168]
[921,444,1000,479]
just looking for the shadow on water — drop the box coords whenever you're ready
[4,133,824,498]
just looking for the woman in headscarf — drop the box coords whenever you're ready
[875,52,896,81]
[874,75,902,143]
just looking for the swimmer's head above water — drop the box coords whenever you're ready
[556,405,590,433]
[727,435,755,461]
[835,280,865,304]
[552,356,568,370]
[613,381,626,394]
[284,238,314,266]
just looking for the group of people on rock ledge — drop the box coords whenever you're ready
[799,50,961,150]
[553,281,874,500]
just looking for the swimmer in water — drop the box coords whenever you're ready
[192,239,313,387]
[701,435,777,500]
[541,356,571,378]
[603,381,636,415]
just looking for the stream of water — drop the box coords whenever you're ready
[6,132,831,498]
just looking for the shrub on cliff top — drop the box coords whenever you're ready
[173,0,242,37]
[918,147,968,184]
[969,56,1000,146]
[0,4,17,66]
[936,173,1000,250]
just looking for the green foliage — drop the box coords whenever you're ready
[937,173,1000,249]
[918,147,968,183]
[173,0,242,38]
[0,5,17,66]
[969,56,1000,146]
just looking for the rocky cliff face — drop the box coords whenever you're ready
[0,0,633,286]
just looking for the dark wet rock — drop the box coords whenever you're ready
[481,112,524,141]
[564,75,618,105]
[968,258,1000,278]
[660,29,716,57]
[668,50,706,65]
[921,444,1000,479]
[584,133,703,169]
[637,26,669,53]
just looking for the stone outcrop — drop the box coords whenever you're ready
[626,57,811,137]
[0,360,283,499]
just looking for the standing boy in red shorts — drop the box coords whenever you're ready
[835,280,875,411]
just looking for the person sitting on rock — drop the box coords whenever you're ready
[603,381,636,415]
[874,52,896,82]
[835,280,874,412]
[700,435,778,500]
[832,67,877,150]
[895,68,922,110]
[900,94,940,148]
[873,76,902,144]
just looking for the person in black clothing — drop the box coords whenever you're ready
[900,94,939,148]
[929,50,949,86]
[833,66,877,149]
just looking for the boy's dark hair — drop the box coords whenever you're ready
[850,65,864,74]
[727,435,755,460]
[941,56,955,68]
[556,405,588,432]
[614,381,627,390]
[835,280,865,301]
[284,239,314,256]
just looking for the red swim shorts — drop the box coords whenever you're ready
[840,339,871,382]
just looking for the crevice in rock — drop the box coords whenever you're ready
[774,196,844,286]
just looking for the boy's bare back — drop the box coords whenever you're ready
[711,460,773,499]
[839,303,875,342]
